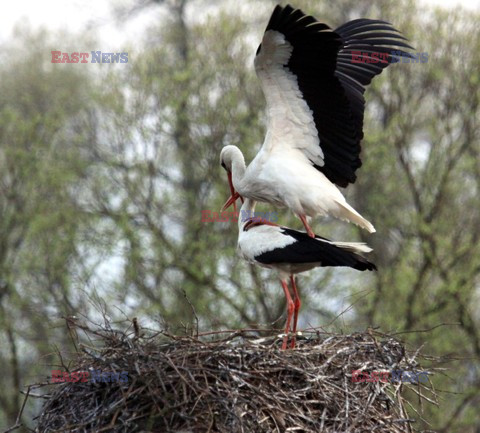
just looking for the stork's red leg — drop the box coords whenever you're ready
[290,275,301,349]
[299,214,315,238]
[280,279,295,350]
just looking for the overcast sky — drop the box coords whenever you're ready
[1,0,479,46]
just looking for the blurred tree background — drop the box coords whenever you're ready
[0,0,479,431]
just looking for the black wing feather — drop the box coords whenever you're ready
[334,18,414,150]
[256,228,376,271]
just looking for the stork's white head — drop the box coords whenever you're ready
[219,145,244,173]
[219,145,245,213]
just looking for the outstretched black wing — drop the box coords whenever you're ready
[255,5,412,187]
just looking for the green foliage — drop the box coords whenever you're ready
[0,28,102,428]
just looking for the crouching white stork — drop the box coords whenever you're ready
[221,4,412,237]
[237,198,376,349]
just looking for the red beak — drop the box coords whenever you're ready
[221,171,243,213]
[221,191,241,212]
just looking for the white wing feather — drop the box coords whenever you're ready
[254,30,324,166]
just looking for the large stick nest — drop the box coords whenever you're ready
[25,320,437,432]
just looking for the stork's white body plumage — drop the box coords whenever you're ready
[220,5,412,236]
[236,145,375,232]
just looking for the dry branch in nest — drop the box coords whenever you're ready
[23,320,438,433]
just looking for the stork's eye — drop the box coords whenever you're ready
[221,161,227,170]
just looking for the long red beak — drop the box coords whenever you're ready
[221,191,241,212]
[221,171,243,213]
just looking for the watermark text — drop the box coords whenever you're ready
[351,51,428,64]
[51,51,129,63]
[51,369,129,383]
[202,210,278,223]
[352,369,428,383]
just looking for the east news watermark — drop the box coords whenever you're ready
[202,210,278,223]
[351,50,428,64]
[352,369,429,383]
[51,369,129,383]
[51,51,128,64]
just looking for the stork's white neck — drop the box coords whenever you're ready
[238,198,257,230]
[230,150,247,192]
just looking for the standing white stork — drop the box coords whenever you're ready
[221,4,412,237]
[237,199,376,349]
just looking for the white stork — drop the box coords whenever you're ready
[220,4,412,237]
[237,199,376,349]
